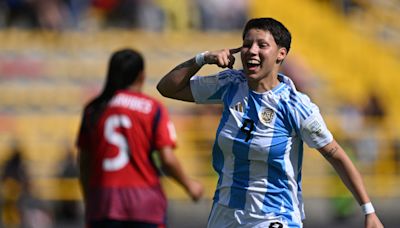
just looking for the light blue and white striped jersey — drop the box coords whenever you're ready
[190,69,333,226]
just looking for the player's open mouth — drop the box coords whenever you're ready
[246,59,260,71]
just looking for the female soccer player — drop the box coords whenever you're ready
[157,18,383,228]
[77,48,204,228]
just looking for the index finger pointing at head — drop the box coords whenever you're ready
[229,47,241,54]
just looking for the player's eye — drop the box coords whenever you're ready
[259,42,269,48]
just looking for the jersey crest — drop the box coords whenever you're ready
[259,107,275,125]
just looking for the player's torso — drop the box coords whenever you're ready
[216,82,295,164]
[213,82,304,219]
[91,91,160,187]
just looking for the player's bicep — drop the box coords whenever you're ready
[158,146,175,166]
[172,85,194,102]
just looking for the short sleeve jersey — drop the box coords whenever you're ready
[77,90,176,223]
[190,69,333,224]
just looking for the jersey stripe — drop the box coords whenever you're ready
[289,91,311,119]
[229,137,251,208]
[213,83,240,202]
[227,84,250,208]
[262,115,292,214]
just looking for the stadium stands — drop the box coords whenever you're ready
[0,0,399,203]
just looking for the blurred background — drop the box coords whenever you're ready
[0,0,399,227]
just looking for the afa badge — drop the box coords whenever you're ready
[259,107,275,125]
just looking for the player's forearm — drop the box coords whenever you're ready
[157,58,201,100]
[163,159,193,191]
[320,140,371,205]
[327,153,385,227]
[331,155,370,205]
[158,147,192,191]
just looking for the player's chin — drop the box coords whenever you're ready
[244,70,259,79]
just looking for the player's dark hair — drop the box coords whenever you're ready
[83,48,144,127]
[242,17,291,53]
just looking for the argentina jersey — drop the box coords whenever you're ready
[190,69,333,226]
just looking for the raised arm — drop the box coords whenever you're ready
[156,48,241,102]
[318,139,384,228]
[156,57,200,102]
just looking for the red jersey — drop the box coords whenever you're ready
[77,90,176,224]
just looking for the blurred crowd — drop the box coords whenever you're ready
[0,142,80,227]
[0,0,398,53]
[0,0,249,31]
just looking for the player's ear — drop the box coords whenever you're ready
[276,47,287,64]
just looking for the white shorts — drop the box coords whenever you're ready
[207,203,297,228]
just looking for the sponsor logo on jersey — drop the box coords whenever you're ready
[259,107,275,125]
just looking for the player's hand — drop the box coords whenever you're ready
[204,47,241,69]
[186,179,204,202]
[365,213,384,228]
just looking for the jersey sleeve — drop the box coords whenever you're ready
[153,104,177,150]
[299,101,333,149]
[190,69,239,104]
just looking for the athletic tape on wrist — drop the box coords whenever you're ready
[361,202,375,215]
[195,52,207,66]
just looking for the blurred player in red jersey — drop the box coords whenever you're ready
[76,48,204,228]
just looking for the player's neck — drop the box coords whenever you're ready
[128,74,145,92]
[127,83,142,93]
[248,72,279,93]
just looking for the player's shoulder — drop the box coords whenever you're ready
[289,89,312,104]
[117,90,158,102]
[277,74,317,120]
[218,69,246,82]
[278,74,312,102]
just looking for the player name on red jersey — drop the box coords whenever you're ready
[109,94,153,113]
